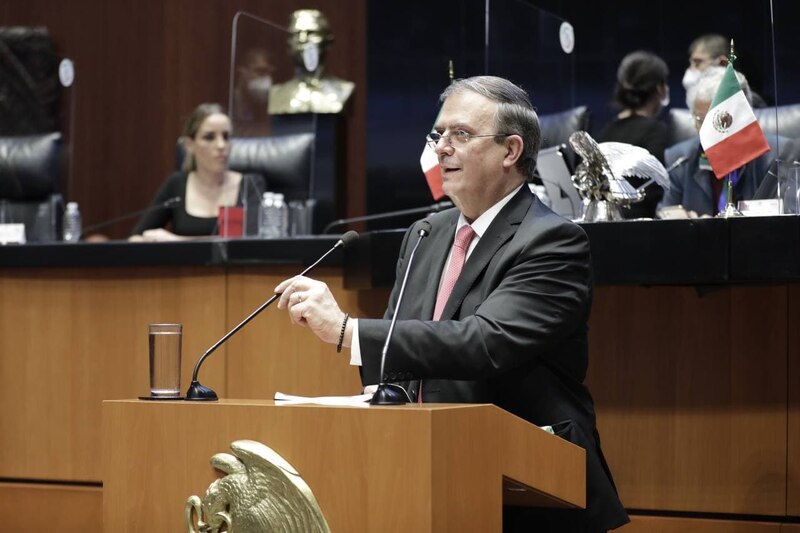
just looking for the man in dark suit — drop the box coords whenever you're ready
[276,75,628,532]
[661,65,781,217]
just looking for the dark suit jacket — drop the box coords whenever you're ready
[661,135,783,216]
[358,186,628,532]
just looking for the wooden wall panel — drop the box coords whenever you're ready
[0,267,227,481]
[0,0,366,238]
[225,266,389,398]
[587,285,788,516]
[788,283,800,515]
[0,482,102,532]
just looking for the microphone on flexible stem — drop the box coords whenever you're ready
[635,156,689,192]
[322,201,452,234]
[185,230,360,401]
[81,196,182,237]
[370,220,432,405]
[666,156,689,172]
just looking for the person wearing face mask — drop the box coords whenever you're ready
[268,10,354,115]
[231,48,276,137]
[129,103,265,241]
[597,50,670,219]
[682,34,766,109]
[660,66,782,218]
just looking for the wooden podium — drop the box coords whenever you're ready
[103,399,585,532]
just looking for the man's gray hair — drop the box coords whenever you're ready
[440,76,541,180]
[688,33,729,59]
[688,65,752,112]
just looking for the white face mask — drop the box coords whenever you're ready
[660,86,670,107]
[247,76,272,104]
[302,43,320,72]
[682,67,702,91]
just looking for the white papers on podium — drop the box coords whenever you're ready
[274,391,373,407]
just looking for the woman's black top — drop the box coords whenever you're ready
[131,171,265,236]
[598,115,668,219]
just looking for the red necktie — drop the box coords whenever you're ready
[433,224,476,320]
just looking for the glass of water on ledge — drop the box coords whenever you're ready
[147,323,182,398]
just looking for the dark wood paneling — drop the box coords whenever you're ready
[788,284,800,515]
[0,0,366,238]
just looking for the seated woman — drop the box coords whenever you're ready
[598,50,669,219]
[130,103,264,241]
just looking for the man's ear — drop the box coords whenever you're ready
[502,135,524,169]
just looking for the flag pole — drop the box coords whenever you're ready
[717,171,743,218]
[715,40,744,218]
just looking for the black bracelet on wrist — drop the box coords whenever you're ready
[337,313,350,353]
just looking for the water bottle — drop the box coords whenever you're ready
[274,193,288,237]
[258,192,278,238]
[62,202,82,243]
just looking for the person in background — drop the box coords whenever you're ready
[660,66,781,217]
[268,9,354,115]
[232,47,276,137]
[598,50,669,218]
[273,75,628,532]
[682,34,766,108]
[130,103,264,241]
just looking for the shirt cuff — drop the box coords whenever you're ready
[349,318,362,366]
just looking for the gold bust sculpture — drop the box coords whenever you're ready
[268,10,354,115]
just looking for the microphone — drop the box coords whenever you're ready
[185,230,360,401]
[666,156,689,172]
[634,156,688,193]
[322,201,452,234]
[370,220,432,405]
[81,196,182,236]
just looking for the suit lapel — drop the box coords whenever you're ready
[438,187,534,320]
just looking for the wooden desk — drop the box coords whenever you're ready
[103,400,585,532]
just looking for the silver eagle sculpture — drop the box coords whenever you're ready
[568,131,669,221]
[185,439,330,533]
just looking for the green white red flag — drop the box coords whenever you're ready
[420,142,444,200]
[420,108,445,200]
[699,63,769,179]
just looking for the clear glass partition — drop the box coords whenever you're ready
[228,12,326,234]
[229,11,316,138]
[768,0,798,110]
[735,0,800,213]
[366,0,575,220]
[486,0,576,113]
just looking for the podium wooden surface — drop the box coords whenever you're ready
[103,399,585,532]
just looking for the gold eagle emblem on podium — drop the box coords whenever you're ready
[185,439,330,533]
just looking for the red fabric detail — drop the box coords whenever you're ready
[704,121,770,179]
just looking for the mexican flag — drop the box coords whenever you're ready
[420,143,444,200]
[699,63,769,179]
[420,109,445,200]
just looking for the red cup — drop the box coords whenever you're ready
[218,206,243,237]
